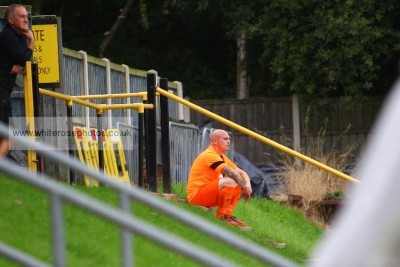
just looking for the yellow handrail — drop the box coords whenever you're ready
[73,92,148,100]
[98,103,153,112]
[39,89,154,113]
[156,87,361,184]
[72,92,164,101]
[39,88,99,109]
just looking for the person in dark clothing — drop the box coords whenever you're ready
[0,4,35,158]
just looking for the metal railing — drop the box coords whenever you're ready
[156,87,361,184]
[0,123,297,267]
[169,122,201,184]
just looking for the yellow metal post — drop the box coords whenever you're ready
[23,61,37,172]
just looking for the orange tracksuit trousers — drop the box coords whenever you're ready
[189,180,243,218]
[216,186,242,218]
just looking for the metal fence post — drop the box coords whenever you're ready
[31,63,44,173]
[97,111,104,172]
[159,78,171,193]
[66,101,76,184]
[146,71,157,192]
[138,111,144,188]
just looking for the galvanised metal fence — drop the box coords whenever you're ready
[61,48,179,129]
[26,48,182,182]
[169,122,201,184]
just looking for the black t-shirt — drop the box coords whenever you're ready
[0,25,33,93]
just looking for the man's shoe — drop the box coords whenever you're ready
[220,215,241,226]
[229,216,246,227]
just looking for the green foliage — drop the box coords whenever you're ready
[257,0,400,104]
[6,0,400,103]
[171,181,187,198]
[325,191,346,200]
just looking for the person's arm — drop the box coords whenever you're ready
[8,30,35,74]
[4,27,34,67]
[222,166,252,199]
[222,165,246,187]
[236,167,252,197]
[21,29,35,50]
[19,29,34,68]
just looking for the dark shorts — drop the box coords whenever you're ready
[0,88,11,125]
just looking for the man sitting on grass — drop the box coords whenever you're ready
[187,129,252,226]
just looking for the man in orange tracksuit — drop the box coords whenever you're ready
[187,129,252,226]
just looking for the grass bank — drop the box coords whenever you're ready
[0,174,323,266]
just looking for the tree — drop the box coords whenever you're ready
[236,31,249,99]
[16,0,400,104]
[256,0,400,105]
[98,0,135,58]
[210,0,266,99]
[103,0,237,99]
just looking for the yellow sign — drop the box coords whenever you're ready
[32,24,60,84]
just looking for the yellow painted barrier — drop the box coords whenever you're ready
[72,127,130,185]
[86,128,100,169]
[104,129,130,185]
[73,126,99,187]
[156,87,361,184]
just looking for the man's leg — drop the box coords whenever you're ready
[226,186,242,217]
[188,179,219,207]
[218,178,247,226]
[226,186,246,226]
[216,186,235,218]
[218,177,242,218]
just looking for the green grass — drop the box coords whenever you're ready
[0,174,323,266]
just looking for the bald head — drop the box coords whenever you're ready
[210,129,227,141]
[210,129,230,154]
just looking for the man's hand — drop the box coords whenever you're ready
[21,29,34,41]
[10,65,25,74]
[20,30,35,50]
[222,166,252,201]
[244,183,252,201]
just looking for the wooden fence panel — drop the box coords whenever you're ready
[190,97,384,165]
